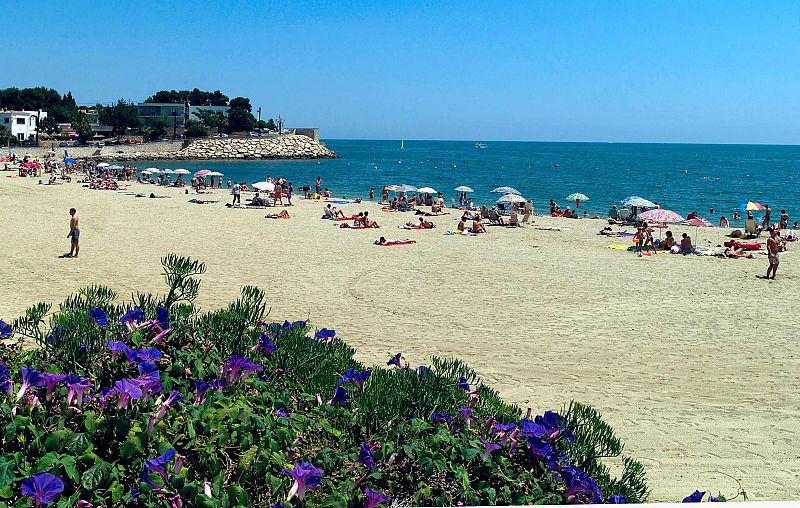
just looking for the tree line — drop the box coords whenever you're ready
[0,87,277,144]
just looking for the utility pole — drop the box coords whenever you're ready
[172,110,177,140]
[257,107,261,136]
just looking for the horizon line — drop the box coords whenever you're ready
[322,138,800,147]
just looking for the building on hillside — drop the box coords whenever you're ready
[0,110,47,141]
[286,128,320,142]
[188,105,230,122]
[137,103,187,127]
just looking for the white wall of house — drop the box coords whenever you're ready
[0,111,47,141]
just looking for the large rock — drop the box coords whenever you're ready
[90,135,337,162]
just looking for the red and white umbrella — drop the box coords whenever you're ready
[681,218,713,228]
[194,169,211,178]
[638,209,685,223]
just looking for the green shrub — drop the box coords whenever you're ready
[0,255,648,507]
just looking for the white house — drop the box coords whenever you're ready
[0,110,46,141]
[188,105,230,122]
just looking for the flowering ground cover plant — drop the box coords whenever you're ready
[0,255,650,507]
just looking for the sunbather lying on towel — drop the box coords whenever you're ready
[265,210,291,219]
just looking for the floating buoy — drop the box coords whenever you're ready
[554,163,559,168]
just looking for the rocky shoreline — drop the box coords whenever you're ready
[89,135,337,161]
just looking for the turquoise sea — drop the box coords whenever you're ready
[143,140,800,225]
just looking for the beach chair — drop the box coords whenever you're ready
[489,209,505,225]
[507,213,520,227]
[744,218,759,238]
[480,207,490,220]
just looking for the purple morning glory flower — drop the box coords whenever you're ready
[135,362,163,396]
[114,378,143,409]
[21,472,64,506]
[41,373,66,401]
[480,438,501,462]
[155,306,169,329]
[533,411,573,441]
[0,364,12,396]
[682,490,706,503]
[457,407,474,426]
[561,465,602,504]
[608,495,629,503]
[387,352,402,367]
[253,332,278,355]
[142,449,177,485]
[119,306,146,326]
[314,328,336,340]
[328,386,349,406]
[431,412,453,425]
[458,376,471,391]
[281,461,323,501]
[0,319,12,339]
[194,380,212,405]
[16,367,46,401]
[275,407,291,418]
[337,368,372,392]
[88,308,108,327]
[155,390,184,420]
[134,348,163,363]
[520,418,548,439]
[364,486,391,508]
[96,387,115,408]
[528,436,556,462]
[106,340,135,362]
[417,365,433,375]
[358,442,375,471]
[64,374,91,406]
[220,355,263,384]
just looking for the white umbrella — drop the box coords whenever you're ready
[454,186,474,193]
[395,184,417,193]
[417,187,438,194]
[622,196,657,208]
[96,162,110,168]
[160,169,175,174]
[141,170,153,175]
[107,164,123,170]
[173,169,190,175]
[253,181,275,192]
[143,167,159,172]
[497,193,526,203]
[207,171,224,177]
[492,186,521,195]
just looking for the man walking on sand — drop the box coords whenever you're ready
[66,208,80,258]
[766,228,785,280]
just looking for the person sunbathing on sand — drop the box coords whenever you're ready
[374,236,387,245]
[471,217,486,234]
[265,210,291,219]
[407,217,434,229]
[457,217,467,232]
[250,193,265,206]
[680,233,694,254]
[325,204,345,218]
[723,247,752,259]
[363,211,379,228]
[661,231,676,251]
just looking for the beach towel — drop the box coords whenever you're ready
[606,244,630,250]
[425,212,450,216]
[325,200,352,204]
[399,225,436,230]
[339,224,374,229]
[536,226,565,231]
[189,199,219,204]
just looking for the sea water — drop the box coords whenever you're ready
[143,140,800,225]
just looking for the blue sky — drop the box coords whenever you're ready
[4,0,800,143]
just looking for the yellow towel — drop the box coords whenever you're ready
[607,244,629,250]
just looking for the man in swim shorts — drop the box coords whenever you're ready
[766,228,785,280]
[67,208,80,258]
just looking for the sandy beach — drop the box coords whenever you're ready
[1,173,798,501]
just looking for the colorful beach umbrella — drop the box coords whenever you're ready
[194,169,211,178]
[454,185,474,193]
[738,201,765,211]
[63,158,76,164]
[107,164,123,170]
[566,193,589,202]
[681,218,714,227]
[497,193,526,203]
[394,184,417,193]
[491,186,520,195]
[638,209,685,223]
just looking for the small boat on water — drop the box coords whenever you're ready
[475,142,487,149]
[400,139,404,150]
